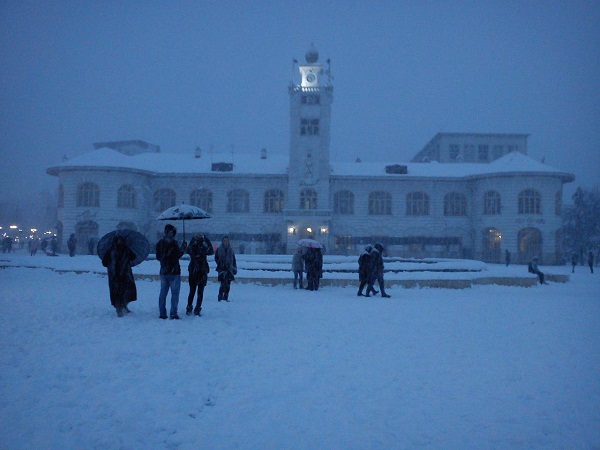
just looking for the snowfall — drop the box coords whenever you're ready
[1,251,599,449]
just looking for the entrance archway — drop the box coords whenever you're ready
[482,228,502,263]
[75,220,99,255]
[518,227,543,264]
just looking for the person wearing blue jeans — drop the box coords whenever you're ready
[155,224,187,319]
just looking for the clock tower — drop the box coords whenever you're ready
[285,45,333,248]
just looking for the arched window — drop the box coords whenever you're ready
[334,190,354,214]
[154,188,176,212]
[483,190,501,215]
[264,189,284,213]
[406,192,429,216]
[444,192,467,216]
[482,228,502,262]
[518,189,541,214]
[58,184,64,208]
[300,189,317,210]
[77,182,100,207]
[369,191,392,215]
[190,189,213,213]
[555,191,562,216]
[117,185,136,209]
[227,189,249,213]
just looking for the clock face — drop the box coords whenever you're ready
[306,74,316,83]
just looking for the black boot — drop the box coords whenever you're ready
[186,305,193,316]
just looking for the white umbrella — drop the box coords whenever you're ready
[297,238,323,249]
[156,204,210,241]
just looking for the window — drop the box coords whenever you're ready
[478,145,489,161]
[227,189,249,213]
[449,144,460,161]
[493,145,504,160]
[483,190,501,215]
[369,191,392,215]
[518,189,541,214]
[463,144,475,161]
[300,118,319,136]
[77,182,100,207]
[444,192,467,216]
[190,189,213,213]
[555,191,561,216]
[58,184,64,208]
[264,189,285,213]
[482,228,502,262]
[153,188,176,212]
[334,190,354,214]
[301,94,320,104]
[117,185,136,209]
[406,192,429,216]
[300,189,317,210]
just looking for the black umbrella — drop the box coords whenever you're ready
[97,229,151,267]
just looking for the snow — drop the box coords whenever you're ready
[1,252,599,449]
[47,147,574,181]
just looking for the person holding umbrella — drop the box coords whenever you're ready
[186,234,213,316]
[156,224,188,319]
[215,235,237,302]
[101,234,138,317]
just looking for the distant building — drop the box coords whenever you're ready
[47,46,574,263]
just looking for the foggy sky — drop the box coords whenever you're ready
[1,1,599,204]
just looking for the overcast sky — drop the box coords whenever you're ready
[1,0,599,204]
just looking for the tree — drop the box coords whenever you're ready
[561,186,600,261]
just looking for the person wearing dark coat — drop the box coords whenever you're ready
[529,256,548,285]
[572,253,578,273]
[215,236,237,301]
[186,234,214,316]
[505,249,511,267]
[292,247,305,289]
[304,247,323,291]
[156,224,187,319]
[102,235,137,317]
[370,243,391,297]
[357,245,376,296]
[589,251,594,274]
[67,233,77,257]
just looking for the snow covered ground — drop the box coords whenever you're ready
[1,252,599,449]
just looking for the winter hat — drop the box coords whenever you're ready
[164,224,176,237]
[374,243,383,252]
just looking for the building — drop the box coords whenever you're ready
[47,46,574,264]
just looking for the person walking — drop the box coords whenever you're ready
[30,237,39,256]
[588,251,594,274]
[529,256,548,285]
[292,247,304,289]
[572,253,578,273]
[357,245,374,296]
[186,234,213,316]
[215,236,237,302]
[505,249,511,267]
[156,224,187,319]
[371,243,391,297]
[67,233,77,257]
[102,235,137,317]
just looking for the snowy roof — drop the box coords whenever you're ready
[47,148,574,181]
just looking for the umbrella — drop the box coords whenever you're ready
[97,229,151,267]
[156,204,211,241]
[297,238,323,249]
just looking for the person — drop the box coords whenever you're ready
[67,233,77,257]
[292,247,304,289]
[357,245,375,296]
[571,253,578,273]
[48,236,57,256]
[30,237,39,256]
[304,246,323,291]
[528,256,548,285]
[505,249,511,267]
[156,224,187,319]
[370,243,391,297]
[101,235,137,317]
[186,234,213,316]
[215,236,237,302]
[589,251,594,274]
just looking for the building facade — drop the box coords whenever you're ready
[47,47,574,264]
